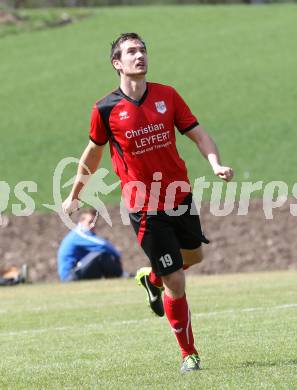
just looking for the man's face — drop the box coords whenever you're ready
[80,213,96,232]
[113,39,148,77]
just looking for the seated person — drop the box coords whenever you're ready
[58,209,123,282]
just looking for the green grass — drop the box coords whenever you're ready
[0,5,296,210]
[0,271,296,389]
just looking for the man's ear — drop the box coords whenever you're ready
[112,59,122,72]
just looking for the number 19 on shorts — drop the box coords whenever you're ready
[159,253,173,268]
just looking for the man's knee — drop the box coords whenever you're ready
[196,250,203,264]
[181,247,204,266]
[162,269,185,298]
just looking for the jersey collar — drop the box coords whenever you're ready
[117,84,148,107]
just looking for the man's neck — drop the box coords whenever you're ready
[120,77,147,101]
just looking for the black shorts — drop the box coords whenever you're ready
[129,193,209,277]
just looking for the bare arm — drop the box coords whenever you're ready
[62,140,105,214]
[186,125,234,181]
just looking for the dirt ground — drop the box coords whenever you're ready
[0,199,296,282]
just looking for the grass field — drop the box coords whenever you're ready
[0,5,297,210]
[0,271,296,389]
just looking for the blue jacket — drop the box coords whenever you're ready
[58,225,121,281]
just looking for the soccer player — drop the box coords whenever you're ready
[62,32,233,373]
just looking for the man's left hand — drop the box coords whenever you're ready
[213,165,234,182]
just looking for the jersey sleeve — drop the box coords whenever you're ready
[89,104,109,145]
[173,88,199,134]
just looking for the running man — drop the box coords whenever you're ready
[62,33,233,373]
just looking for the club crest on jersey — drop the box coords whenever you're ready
[119,111,129,120]
[155,101,167,114]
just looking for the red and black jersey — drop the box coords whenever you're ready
[89,82,198,211]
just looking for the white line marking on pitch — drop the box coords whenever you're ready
[192,303,297,318]
[0,303,296,337]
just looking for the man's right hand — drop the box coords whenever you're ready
[62,196,82,215]
[60,141,105,216]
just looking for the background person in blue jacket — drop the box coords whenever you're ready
[58,209,123,281]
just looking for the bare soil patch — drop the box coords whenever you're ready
[0,200,296,282]
[0,9,92,38]
[0,10,22,24]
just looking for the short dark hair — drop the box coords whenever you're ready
[110,32,146,64]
